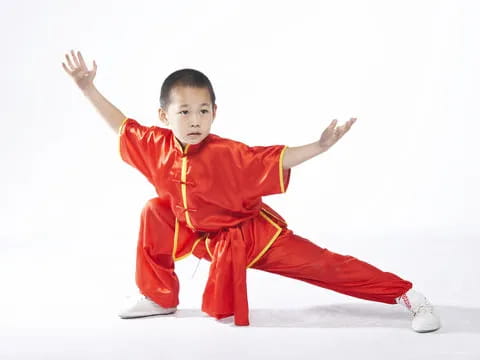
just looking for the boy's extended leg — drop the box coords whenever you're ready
[251,228,413,304]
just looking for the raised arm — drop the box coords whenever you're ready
[62,50,126,133]
[282,117,357,169]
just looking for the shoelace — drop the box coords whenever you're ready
[413,299,434,316]
[399,293,435,316]
[414,305,433,315]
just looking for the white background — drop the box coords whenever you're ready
[1,0,479,359]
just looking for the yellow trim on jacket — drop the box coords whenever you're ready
[177,142,194,230]
[205,236,214,259]
[279,145,288,193]
[174,236,205,261]
[247,209,283,268]
[120,122,286,268]
[172,217,180,259]
[118,117,129,157]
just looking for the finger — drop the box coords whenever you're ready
[341,119,352,131]
[65,53,75,70]
[77,51,88,71]
[347,118,357,129]
[70,49,81,68]
[62,62,76,76]
[338,121,348,132]
[340,122,351,134]
[328,119,337,131]
[341,120,355,135]
[92,60,97,75]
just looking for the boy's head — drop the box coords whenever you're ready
[158,69,217,148]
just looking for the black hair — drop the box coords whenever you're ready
[159,68,216,110]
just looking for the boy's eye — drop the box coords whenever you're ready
[179,110,208,115]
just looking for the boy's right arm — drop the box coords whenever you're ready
[62,50,126,133]
[81,84,126,133]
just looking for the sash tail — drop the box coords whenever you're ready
[231,231,249,326]
[201,227,250,326]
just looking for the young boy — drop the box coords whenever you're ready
[62,50,441,333]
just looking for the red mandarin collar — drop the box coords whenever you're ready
[170,130,211,156]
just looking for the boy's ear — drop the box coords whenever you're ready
[158,108,169,126]
[212,104,217,122]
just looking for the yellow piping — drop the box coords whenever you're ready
[172,136,198,259]
[247,210,283,268]
[172,217,207,261]
[119,117,129,134]
[205,236,214,259]
[174,236,205,261]
[172,217,179,258]
[260,206,287,227]
[173,135,183,152]
[190,236,203,255]
[180,143,194,229]
[279,145,288,193]
[118,117,129,157]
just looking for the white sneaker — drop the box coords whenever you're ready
[118,295,177,319]
[396,289,441,333]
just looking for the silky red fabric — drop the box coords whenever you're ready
[136,197,413,326]
[119,118,291,325]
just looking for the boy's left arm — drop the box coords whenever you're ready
[282,117,357,169]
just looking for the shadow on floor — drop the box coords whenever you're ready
[172,304,480,333]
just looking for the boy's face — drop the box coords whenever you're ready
[158,86,217,148]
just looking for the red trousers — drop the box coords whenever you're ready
[135,198,413,313]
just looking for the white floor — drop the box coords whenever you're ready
[2,305,479,360]
[1,232,479,360]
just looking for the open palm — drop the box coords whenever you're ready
[319,117,357,149]
[62,50,97,91]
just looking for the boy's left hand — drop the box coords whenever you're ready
[318,117,357,150]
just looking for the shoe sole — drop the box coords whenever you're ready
[413,326,441,333]
[119,310,177,319]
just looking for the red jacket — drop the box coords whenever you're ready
[119,117,291,325]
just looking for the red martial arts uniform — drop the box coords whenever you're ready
[119,117,413,326]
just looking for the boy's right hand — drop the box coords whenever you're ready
[62,50,97,92]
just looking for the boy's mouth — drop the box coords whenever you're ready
[188,132,202,136]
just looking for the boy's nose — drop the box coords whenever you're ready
[190,115,201,126]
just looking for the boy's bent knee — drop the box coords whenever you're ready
[142,197,170,215]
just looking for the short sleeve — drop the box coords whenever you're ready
[239,143,291,198]
[118,117,164,182]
